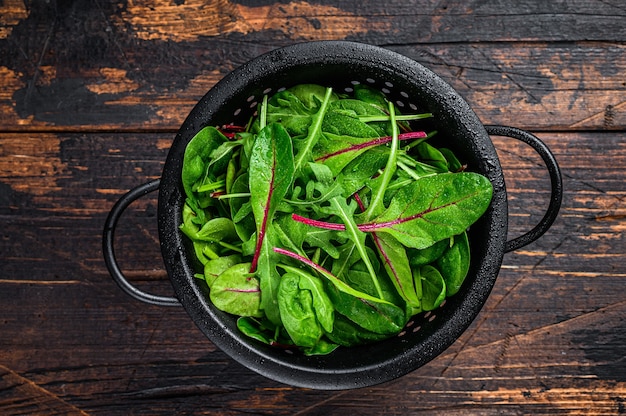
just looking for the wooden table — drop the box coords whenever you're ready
[1,1,624,414]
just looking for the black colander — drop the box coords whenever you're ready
[103,41,562,390]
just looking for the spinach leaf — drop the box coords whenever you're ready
[417,265,447,311]
[324,279,407,335]
[278,266,334,333]
[181,126,228,197]
[325,313,389,347]
[436,232,471,296]
[278,273,323,348]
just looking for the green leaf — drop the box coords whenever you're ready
[249,123,295,272]
[361,172,493,249]
[325,313,390,347]
[293,87,334,173]
[436,232,471,296]
[417,265,446,311]
[335,146,389,197]
[408,239,449,268]
[181,126,228,197]
[256,225,282,325]
[196,217,237,242]
[324,279,407,335]
[278,273,323,348]
[203,254,242,288]
[372,232,420,308]
[279,266,335,333]
[303,228,342,259]
[414,141,449,172]
[210,263,263,317]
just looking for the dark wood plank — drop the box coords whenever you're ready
[1,1,625,131]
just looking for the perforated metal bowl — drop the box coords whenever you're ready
[104,41,562,390]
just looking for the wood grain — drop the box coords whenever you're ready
[1,1,624,131]
[1,0,624,414]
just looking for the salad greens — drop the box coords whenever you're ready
[180,83,493,355]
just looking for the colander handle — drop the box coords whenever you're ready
[103,179,180,307]
[485,125,563,253]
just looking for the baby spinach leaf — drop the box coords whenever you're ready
[408,239,449,268]
[249,123,295,272]
[436,232,470,296]
[288,84,335,111]
[325,313,389,347]
[335,146,389,197]
[210,263,263,317]
[236,316,293,347]
[181,126,228,197]
[303,338,339,356]
[274,247,393,306]
[440,148,464,172]
[196,217,237,242]
[279,265,334,333]
[278,273,323,348]
[256,225,282,325]
[324,280,407,335]
[417,265,447,311]
[414,141,449,173]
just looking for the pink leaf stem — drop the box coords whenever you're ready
[315,131,427,162]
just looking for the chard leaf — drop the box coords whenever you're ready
[329,197,383,299]
[314,131,426,177]
[249,123,295,272]
[274,247,393,306]
[203,254,243,288]
[210,263,263,317]
[360,172,493,249]
[372,232,420,308]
